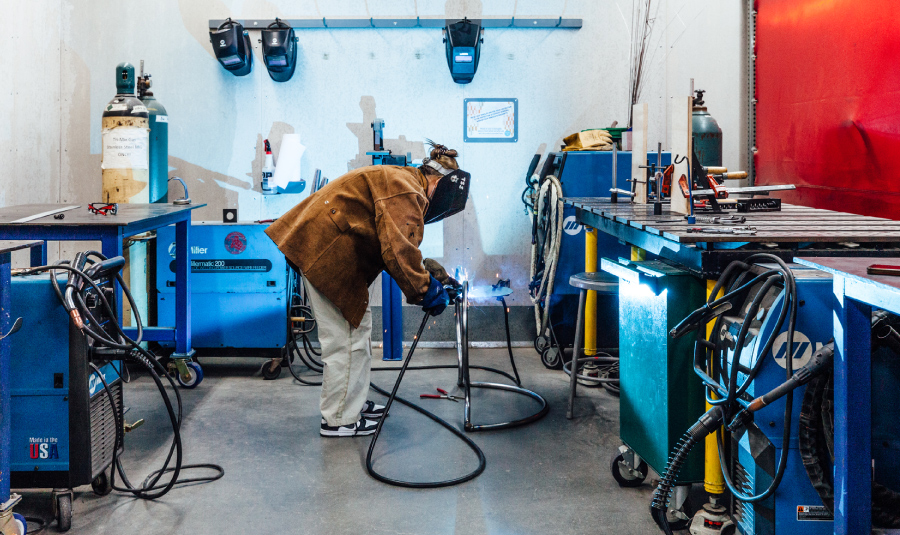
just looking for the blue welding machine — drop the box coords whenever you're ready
[8,274,123,525]
[156,222,288,354]
[544,150,671,351]
[722,264,900,534]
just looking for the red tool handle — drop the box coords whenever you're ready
[436,388,450,395]
[420,394,442,399]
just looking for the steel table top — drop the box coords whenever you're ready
[565,198,900,278]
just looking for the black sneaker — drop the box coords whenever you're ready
[320,417,378,437]
[361,400,386,419]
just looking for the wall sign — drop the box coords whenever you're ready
[464,98,518,142]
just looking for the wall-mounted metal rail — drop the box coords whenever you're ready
[209,17,582,30]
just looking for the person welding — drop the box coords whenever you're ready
[265,141,470,437]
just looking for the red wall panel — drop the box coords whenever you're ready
[756,0,900,218]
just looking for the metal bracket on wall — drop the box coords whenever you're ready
[208,17,582,30]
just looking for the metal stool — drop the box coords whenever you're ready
[566,272,619,419]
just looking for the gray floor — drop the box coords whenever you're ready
[16,348,673,535]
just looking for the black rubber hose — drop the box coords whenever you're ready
[27,259,223,499]
[366,312,486,488]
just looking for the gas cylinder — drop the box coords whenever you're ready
[691,89,723,168]
[102,63,149,203]
[138,60,168,203]
[102,62,150,327]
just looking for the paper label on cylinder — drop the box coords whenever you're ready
[101,127,149,170]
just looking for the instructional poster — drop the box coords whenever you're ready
[464,98,518,142]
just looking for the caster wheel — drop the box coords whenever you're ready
[534,335,550,354]
[176,362,203,388]
[540,345,563,370]
[56,493,72,532]
[91,471,112,496]
[262,359,282,380]
[12,513,25,535]
[610,450,648,487]
[666,495,695,531]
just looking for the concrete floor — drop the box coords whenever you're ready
[15,348,675,535]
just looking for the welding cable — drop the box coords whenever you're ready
[366,312,486,488]
[25,259,223,499]
[650,255,800,533]
[529,174,564,339]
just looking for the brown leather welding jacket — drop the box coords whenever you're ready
[265,165,432,328]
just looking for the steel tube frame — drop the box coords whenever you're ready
[455,281,549,431]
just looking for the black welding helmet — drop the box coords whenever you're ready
[443,18,483,84]
[261,18,297,82]
[422,159,471,224]
[209,18,253,76]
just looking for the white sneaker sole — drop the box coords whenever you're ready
[319,427,377,437]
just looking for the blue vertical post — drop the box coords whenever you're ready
[0,251,12,503]
[834,276,872,534]
[101,231,125,331]
[381,272,403,361]
[174,219,192,357]
[29,241,46,267]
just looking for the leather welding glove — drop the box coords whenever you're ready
[423,258,459,287]
[420,276,450,316]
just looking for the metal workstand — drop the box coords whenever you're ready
[795,257,900,535]
[0,242,43,525]
[0,203,204,368]
[565,199,900,278]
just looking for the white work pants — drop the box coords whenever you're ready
[304,279,374,427]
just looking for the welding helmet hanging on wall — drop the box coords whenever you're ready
[422,159,471,224]
[261,18,298,82]
[443,18,483,84]
[209,18,253,76]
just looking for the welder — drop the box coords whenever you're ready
[266,142,470,437]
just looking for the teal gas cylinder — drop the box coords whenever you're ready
[692,89,723,167]
[138,62,168,203]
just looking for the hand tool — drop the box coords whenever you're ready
[694,215,746,224]
[11,205,80,223]
[419,388,461,402]
[686,226,757,235]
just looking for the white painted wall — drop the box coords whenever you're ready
[1,0,747,300]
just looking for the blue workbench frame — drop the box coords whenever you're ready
[0,242,43,510]
[794,257,900,534]
[0,207,200,358]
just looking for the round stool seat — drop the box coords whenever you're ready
[569,272,619,293]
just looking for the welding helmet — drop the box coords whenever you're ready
[209,18,253,76]
[261,18,297,82]
[422,159,471,224]
[443,18,483,84]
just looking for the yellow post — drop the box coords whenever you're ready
[704,279,726,495]
[584,227,598,356]
[630,246,646,262]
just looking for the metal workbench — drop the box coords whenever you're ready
[565,198,900,278]
[794,257,900,535]
[0,203,204,360]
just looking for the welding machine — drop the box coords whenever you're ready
[653,260,900,534]
[156,222,288,356]
[531,150,671,364]
[8,273,123,531]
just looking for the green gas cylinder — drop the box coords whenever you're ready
[691,89,722,168]
[138,61,168,203]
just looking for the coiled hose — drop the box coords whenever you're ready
[529,174,564,340]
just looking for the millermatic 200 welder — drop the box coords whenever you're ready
[9,272,124,531]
